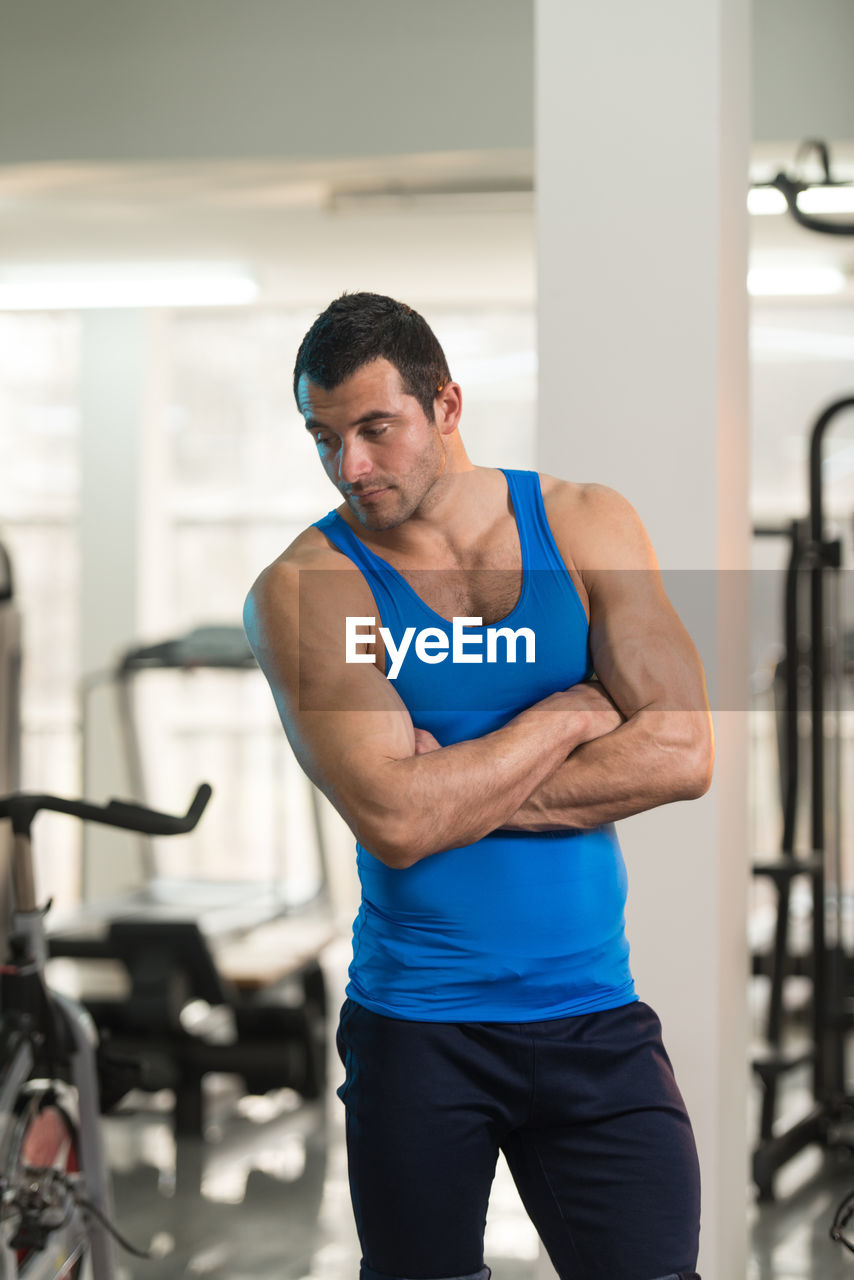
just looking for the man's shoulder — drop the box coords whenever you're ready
[245,522,372,627]
[537,476,654,571]
[538,473,625,509]
[253,522,351,580]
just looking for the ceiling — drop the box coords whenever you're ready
[1,145,853,305]
[1,144,852,523]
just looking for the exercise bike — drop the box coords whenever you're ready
[0,783,211,1279]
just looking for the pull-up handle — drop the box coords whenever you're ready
[0,784,212,839]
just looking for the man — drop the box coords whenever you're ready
[244,292,712,1280]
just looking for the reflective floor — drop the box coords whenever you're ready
[749,1156,854,1280]
[105,1086,547,1280]
[96,946,854,1280]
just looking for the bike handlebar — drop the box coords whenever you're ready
[0,784,213,839]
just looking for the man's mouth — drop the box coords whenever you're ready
[348,487,390,503]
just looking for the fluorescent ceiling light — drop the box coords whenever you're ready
[748,188,787,215]
[748,184,854,216]
[747,266,846,297]
[0,263,258,310]
[796,185,854,214]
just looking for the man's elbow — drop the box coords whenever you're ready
[683,726,715,799]
[682,762,713,800]
[356,810,425,870]
[364,832,424,871]
[351,756,447,868]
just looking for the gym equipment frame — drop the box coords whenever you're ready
[752,395,854,1199]
[0,785,210,1279]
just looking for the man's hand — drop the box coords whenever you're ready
[561,679,624,742]
[412,681,623,759]
[413,728,442,755]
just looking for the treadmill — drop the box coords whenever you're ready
[48,625,336,1132]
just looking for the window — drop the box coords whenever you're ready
[135,306,537,895]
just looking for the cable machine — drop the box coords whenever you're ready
[752,396,854,1198]
[752,139,854,237]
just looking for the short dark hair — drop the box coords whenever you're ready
[293,292,452,422]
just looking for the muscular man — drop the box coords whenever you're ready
[244,293,713,1280]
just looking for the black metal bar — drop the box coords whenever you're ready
[765,522,806,1048]
[753,1104,828,1202]
[808,397,854,1103]
[772,171,854,237]
[753,525,791,538]
[782,521,803,853]
[0,784,212,840]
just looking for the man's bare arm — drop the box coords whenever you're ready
[499,708,710,831]
[500,485,713,832]
[244,545,609,868]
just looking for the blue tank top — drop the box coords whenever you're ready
[313,468,636,1021]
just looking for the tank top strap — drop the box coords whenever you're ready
[314,510,378,573]
[500,468,570,574]
[312,510,410,625]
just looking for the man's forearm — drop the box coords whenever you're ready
[362,694,595,867]
[499,709,713,832]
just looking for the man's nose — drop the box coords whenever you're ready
[337,437,372,486]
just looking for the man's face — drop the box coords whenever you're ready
[297,358,446,531]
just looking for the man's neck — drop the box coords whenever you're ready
[339,464,507,563]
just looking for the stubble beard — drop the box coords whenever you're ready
[346,434,445,532]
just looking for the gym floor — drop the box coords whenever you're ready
[99,943,854,1280]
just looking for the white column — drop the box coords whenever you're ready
[535,3,750,1278]
[79,309,149,897]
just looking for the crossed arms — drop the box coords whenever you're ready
[243,484,713,870]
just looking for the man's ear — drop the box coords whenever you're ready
[434,380,463,434]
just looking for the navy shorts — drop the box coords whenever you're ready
[336,998,701,1280]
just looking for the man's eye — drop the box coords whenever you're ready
[315,435,335,448]
[363,426,389,439]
